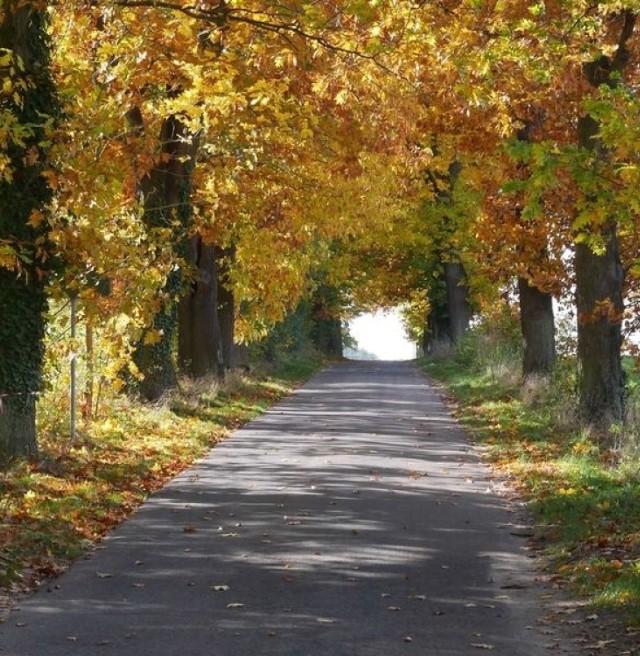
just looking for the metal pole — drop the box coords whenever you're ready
[70,295,77,441]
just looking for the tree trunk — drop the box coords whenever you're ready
[444,262,471,344]
[575,226,625,427]
[518,277,556,376]
[0,4,57,459]
[132,115,199,400]
[178,236,225,380]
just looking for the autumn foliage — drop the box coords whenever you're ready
[0,0,639,453]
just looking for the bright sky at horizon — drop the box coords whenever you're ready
[348,309,416,361]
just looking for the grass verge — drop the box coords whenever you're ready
[422,356,640,627]
[0,356,323,598]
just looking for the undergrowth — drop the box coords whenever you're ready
[422,328,640,626]
[0,356,322,597]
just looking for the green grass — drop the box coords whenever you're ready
[423,356,640,626]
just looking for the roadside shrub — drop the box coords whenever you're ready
[454,307,522,387]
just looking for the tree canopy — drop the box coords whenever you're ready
[1,0,640,454]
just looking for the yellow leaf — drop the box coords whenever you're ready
[28,210,45,228]
[143,329,163,345]
[335,89,349,105]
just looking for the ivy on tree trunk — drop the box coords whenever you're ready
[0,3,58,460]
[132,114,199,400]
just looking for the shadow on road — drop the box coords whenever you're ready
[1,361,553,656]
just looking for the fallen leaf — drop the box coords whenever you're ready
[584,640,615,649]
[211,585,230,592]
[403,636,413,643]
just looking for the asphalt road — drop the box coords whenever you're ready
[1,361,559,655]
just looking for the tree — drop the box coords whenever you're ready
[480,126,560,377]
[310,284,344,358]
[0,1,58,459]
[426,160,472,346]
[574,11,635,428]
[131,114,200,399]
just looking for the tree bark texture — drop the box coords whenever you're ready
[178,236,225,380]
[0,3,57,459]
[518,277,556,376]
[444,262,471,345]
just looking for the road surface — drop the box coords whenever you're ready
[1,361,560,655]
